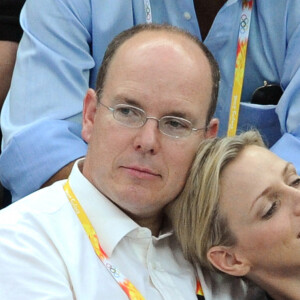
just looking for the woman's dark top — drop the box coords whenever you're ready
[0,0,25,42]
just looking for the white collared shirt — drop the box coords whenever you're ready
[0,159,198,300]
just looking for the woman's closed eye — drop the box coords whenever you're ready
[262,198,280,220]
[290,177,300,189]
[261,176,300,220]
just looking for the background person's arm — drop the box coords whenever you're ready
[270,1,300,174]
[0,119,88,201]
[0,41,18,110]
[0,0,25,207]
[0,0,24,108]
[0,0,93,201]
[0,0,24,112]
[41,160,76,188]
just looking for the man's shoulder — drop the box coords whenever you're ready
[0,180,69,226]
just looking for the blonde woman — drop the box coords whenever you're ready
[168,131,300,300]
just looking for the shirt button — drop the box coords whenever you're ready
[183,11,192,20]
[138,228,150,237]
[150,262,157,270]
[151,262,164,271]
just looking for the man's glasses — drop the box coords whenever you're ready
[98,101,207,138]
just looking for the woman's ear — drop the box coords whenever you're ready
[207,245,250,277]
[82,88,98,143]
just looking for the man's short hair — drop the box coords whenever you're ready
[96,23,220,125]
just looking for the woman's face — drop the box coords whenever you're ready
[219,145,300,275]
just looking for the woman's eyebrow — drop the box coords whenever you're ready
[251,162,296,211]
[282,162,296,177]
[250,186,272,212]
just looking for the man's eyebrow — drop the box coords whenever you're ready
[112,96,193,119]
[164,110,190,119]
[112,96,140,106]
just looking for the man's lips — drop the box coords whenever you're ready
[121,166,161,178]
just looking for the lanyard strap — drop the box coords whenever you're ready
[227,0,253,136]
[144,0,152,23]
[64,180,204,298]
[64,180,145,300]
[197,279,204,297]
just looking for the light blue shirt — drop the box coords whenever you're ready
[1,0,300,201]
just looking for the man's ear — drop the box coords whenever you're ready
[82,88,98,143]
[205,118,219,138]
[207,245,250,277]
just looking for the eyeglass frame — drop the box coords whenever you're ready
[97,100,208,139]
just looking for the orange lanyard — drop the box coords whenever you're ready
[64,180,204,299]
[197,279,204,297]
[227,0,254,136]
[64,180,145,300]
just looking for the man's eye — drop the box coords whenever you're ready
[117,106,140,117]
[166,119,189,129]
[169,120,184,128]
[118,107,133,115]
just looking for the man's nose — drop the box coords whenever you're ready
[133,118,161,154]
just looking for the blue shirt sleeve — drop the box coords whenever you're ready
[0,120,87,201]
[269,1,300,174]
[0,0,94,201]
[271,134,300,175]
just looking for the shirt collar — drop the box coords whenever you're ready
[68,158,139,257]
[68,159,173,256]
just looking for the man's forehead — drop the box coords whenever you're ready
[106,31,211,91]
[112,30,207,65]
[102,29,213,122]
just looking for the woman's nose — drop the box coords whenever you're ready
[291,188,300,216]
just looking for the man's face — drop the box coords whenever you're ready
[82,31,218,222]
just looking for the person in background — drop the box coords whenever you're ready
[168,130,300,300]
[0,0,24,108]
[0,0,25,207]
[1,0,300,202]
[0,24,265,300]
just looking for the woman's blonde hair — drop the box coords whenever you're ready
[167,130,265,271]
